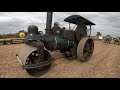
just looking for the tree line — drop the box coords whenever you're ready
[0,33,20,39]
[0,30,27,39]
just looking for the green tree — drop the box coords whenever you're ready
[0,34,2,38]
[96,32,102,37]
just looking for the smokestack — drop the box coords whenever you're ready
[46,12,53,35]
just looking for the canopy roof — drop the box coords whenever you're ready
[64,15,96,25]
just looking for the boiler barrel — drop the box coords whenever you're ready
[55,37,73,51]
[43,36,73,51]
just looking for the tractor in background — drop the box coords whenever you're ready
[103,35,112,44]
[0,30,26,45]
[113,37,120,45]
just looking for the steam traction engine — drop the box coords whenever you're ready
[16,12,96,76]
[103,35,112,44]
[113,37,120,45]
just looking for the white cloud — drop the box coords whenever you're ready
[0,12,120,38]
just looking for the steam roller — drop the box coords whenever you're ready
[16,12,95,76]
[16,44,52,76]
[16,25,53,76]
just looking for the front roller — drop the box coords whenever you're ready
[77,37,94,62]
[16,44,53,76]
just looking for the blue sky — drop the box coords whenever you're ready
[0,12,120,37]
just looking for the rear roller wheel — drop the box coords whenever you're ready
[77,37,94,62]
[25,50,52,77]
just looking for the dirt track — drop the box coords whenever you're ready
[1,40,120,78]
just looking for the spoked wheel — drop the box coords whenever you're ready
[77,37,94,62]
[25,50,52,77]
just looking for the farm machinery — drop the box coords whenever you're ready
[16,12,96,76]
[0,30,26,45]
[103,35,112,44]
[113,37,120,45]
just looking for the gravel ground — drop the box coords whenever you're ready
[0,40,120,78]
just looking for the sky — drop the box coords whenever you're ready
[0,12,120,37]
